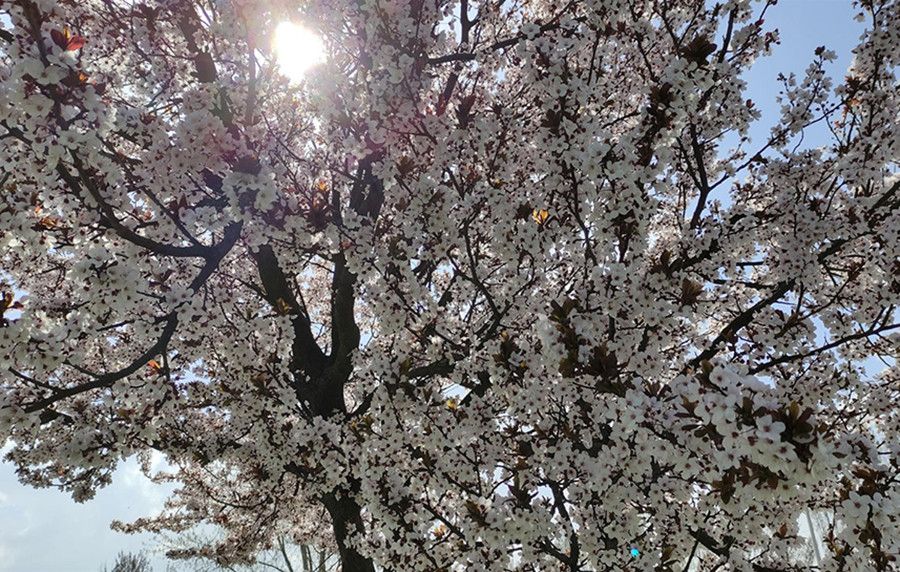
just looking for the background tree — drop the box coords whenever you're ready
[101,551,153,572]
[1,0,898,571]
[159,528,336,572]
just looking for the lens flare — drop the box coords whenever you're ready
[273,21,325,82]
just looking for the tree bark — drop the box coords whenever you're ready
[323,493,376,572]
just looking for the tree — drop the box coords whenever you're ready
[0,0,897,571]
[160,529,337,572]
[102,551,152,572]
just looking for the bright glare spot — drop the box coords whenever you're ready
[273,21,325,82]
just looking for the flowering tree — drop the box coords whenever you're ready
[1,0,898,570]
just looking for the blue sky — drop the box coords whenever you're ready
[0,1,867,570]
[0,448,173,571]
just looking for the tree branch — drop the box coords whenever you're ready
[21,222,241,413]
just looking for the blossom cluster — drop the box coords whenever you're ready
[1,0,898,571]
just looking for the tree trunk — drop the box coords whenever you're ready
[323,493,376,572]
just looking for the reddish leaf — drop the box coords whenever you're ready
[50,28,68,49]
[66,35,86,51]
[50,28,85,51]
[147,359,164,375]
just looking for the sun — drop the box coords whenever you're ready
[273,22,325,82]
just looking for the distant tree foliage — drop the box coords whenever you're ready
[161,530,337,572]
[102,551,152,572]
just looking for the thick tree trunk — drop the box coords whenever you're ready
[323,492,376,572]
